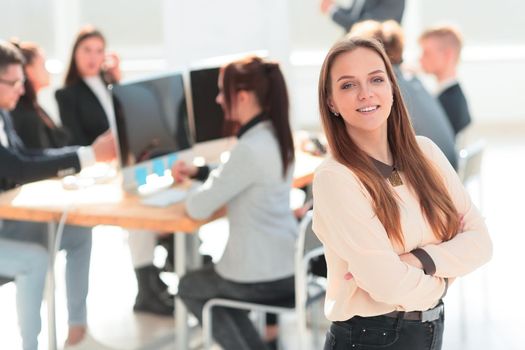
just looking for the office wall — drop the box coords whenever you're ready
[162,0,290,68]
[287,0,525,127]
[1,0,523,128]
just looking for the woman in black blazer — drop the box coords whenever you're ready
[55,26,128,154]
[10,44,69,149]
[56,26,174,317]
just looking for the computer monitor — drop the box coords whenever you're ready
[188,66,238,161]
[113,72,192,166]
[189,66,242,142]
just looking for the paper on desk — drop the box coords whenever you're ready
[12,180,122,208]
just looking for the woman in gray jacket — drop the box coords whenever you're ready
[173,56,297,350]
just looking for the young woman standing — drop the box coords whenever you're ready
[314,37,492,349]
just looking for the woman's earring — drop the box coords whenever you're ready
[328,103,340,116]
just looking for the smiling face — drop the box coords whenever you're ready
[327,47,393,142]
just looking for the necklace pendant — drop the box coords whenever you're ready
[388,169,403,187]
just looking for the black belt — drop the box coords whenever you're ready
[383,302,444,322]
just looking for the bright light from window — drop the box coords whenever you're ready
[45,59,63,75]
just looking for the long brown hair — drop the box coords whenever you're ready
[318,37,460,247]
[11,41,38,108]
[64,25,105,86]
[221,56,294,177]
[10,40,57,129]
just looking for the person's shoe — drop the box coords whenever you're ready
[153,270,175,301]
[158,235,175,272]
[134,265,175,316]
[63,333,114,350]
[202,254,213,265]
[133,293,174,316]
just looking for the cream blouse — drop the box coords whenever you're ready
[312,136,492,321]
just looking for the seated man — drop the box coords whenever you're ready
[419,25,472,136]
[0,40,115,350]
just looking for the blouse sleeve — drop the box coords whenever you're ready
[415,137,492,277]
[185,143,258,220]
[313,164,446,311]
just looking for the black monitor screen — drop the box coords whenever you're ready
[189,67,238,143]
[113,73,191,165]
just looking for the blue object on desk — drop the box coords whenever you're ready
[152,158,165,176]
[134,166,148,186]
[167,153,178,169]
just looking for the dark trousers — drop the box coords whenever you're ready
[324,308,444,350]
[178,265,294,350]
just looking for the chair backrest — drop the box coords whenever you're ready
[201,210,325,350]
[457,140,485,185]
[298,210,322,257]
[294,210,324,309]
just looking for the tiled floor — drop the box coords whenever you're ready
[0,123,523,349]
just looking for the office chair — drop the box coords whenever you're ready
[456,140,486,343]
[457,140,485,210]
[202,210,326,350]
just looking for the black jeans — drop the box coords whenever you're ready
[324,308,444,350]
[178,265,294,350]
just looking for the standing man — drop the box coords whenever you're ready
[0,40,115,350]
[320,0,405,33]
[419,26,472,136]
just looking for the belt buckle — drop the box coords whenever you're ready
[421,305,442,322]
